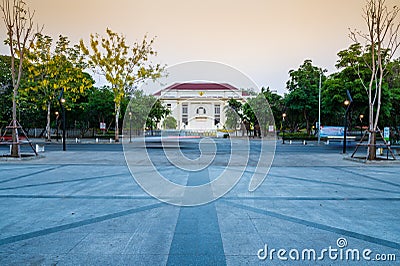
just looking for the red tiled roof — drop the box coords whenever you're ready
[153,83,243,96]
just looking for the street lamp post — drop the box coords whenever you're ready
[282,113,286,144]
[129,111,132,143]
[317,69,327,145]
[342,90,353,154]
[359,114,364,136]
[55,111,59,142]
[60,98,66,151]
[343,100,350,154]
[318,73,321,145]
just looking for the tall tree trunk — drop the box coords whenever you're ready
[11,84,19,157]
[369,131,376,160]
[367,31,376,160]
[10,47,19,157]
[304,110,310,135]
[114,102,120,142]
[46,102,51,142]
[2,0,38,157]
[368,95,376,160]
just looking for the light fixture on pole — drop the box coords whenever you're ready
[129,111,132,143]
[359,114,364,136]
[282,113,287,144]
[60,98,66,151]
[58,88,66,151]
[318,73,321,145]
[55,111,59,142]
[317,69,327,145]
[343,90,353,154]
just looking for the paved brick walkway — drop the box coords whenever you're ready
[0,141,399,265]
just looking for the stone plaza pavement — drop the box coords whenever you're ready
[0,140,399,265]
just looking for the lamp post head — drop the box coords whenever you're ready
[344,100,350,106]
[282,113,287,121]
[360,114,364,119]
[55,111,59,116]
[60,98,66,103]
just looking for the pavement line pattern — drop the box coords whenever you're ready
[167,169,226,265]
[0,194,154,200]
[223,200,400,250]
[0,165,65,184]
[0,203,164,246]
[270,174,400,195]
[329,167,400,188]
[1,194,400,201]
[0,173,125,191]
[223,196,400,201]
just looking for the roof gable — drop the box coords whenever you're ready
[154,82,246,96]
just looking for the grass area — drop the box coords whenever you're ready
[278,132,317,140]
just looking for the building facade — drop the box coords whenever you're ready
[154,83,249,131]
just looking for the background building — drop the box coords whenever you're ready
[154,83,249,131]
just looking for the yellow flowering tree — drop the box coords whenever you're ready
[80,28,164,142]
[21,34,93,141]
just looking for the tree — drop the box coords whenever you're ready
[323,44,370,127]
[22,34,93,141]
[1,0,40,157]
[243,92,275,136]
[81,86,115,133]
[146,99,170,132]
[261,87,283,128]
[386,58,400,140]
[163,116,177,129]
[242,102,256,123]
[224,98,243,131]
[0,56,45,133]
[0,55,12,130]
[285,60,325,135]
[124,90,169,136]
[349,0,400,159]
[0,55,11,87]
[80,28,164,142]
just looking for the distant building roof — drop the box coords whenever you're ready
[154,83,250,96]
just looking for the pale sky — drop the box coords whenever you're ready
[1,0,399,94]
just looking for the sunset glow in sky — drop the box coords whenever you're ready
[1,0,399,94]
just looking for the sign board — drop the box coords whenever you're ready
[100,122,106,130]
[320,126,344,137]
[384,127,390,141]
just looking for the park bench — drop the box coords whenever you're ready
[325,135,356,145]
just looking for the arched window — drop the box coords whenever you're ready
[196,106,206,115]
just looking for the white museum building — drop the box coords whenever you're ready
[154,83,250,131]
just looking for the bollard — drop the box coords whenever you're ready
[289,140,292,145]
[110,138,112,143]
[35,144,45,153]
[96,138,99,143]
